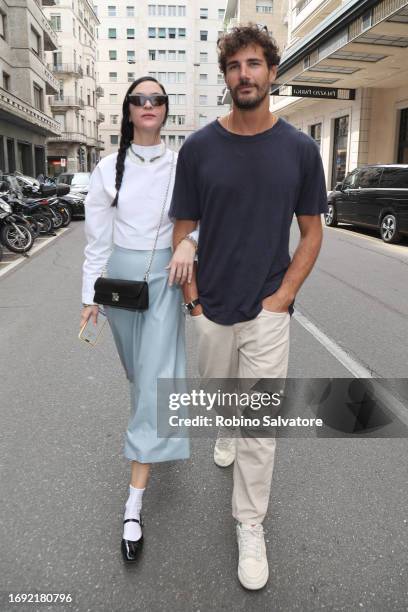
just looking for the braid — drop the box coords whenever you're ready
[111,120,133,207]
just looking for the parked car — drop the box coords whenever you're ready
[56,172,90,195]
[325,164,408,243]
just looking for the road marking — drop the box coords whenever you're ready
[0,228,70,279]
[294,309,408,427]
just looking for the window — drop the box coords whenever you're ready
[128,72,135,81]
[177,94,185,104]
[200,30,208,41]
[126,6,134,17]
[199,94,208,105]
[342,170,358,189]
[200,73,208,83]
[54,113,66,129]
[33,83,43,110]
[72,18,76,36]
[110,114,119,124]
[168,50,176,61]
[127,28,135,39]
[158,50,166,61]
[362,10,372,31]
[178,28,186,38]
[108,5,116,16]
[127,50,135,62]
[178,72,185,83]
[109,49,117,60]
[199,114,207,126]
[178,135,185,146]
[108,28,116,39]
[3,71,10,90]
[158,27,166,38]
[158,4,166,16]
[158,71,166,82]
[178,5,186,16]
[149,49,156,60]
[200,51,208,62]
[356,167,382,189]
[218,8,225,20]
[217,95,223,105]
[110,134,119,145]
[217,73,224,84]
[169,135,176,147]
[169,27,176,39]
[256,0,273,13]
[50,14,61,31]
[380,167,408,189]
[168,5,176,16]
[109,72,117,82]
[178,115,185,125]
[178,50,186,61]
[200,7,208,19]
[148,5,156,16]
[310,123,322,149]
[148,27,156,38]
[168,72,176,83]
[110,93,118,103]
[0,11,6,40]
[30,27,41,55]
[168,94,176,104]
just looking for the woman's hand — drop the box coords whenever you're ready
[167,238,196,286]
[80,305,99,330]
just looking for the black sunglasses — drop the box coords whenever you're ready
[127,93,168,107]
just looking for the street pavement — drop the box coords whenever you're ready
[0,220,407,611]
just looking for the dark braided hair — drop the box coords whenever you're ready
[111,76,170,208]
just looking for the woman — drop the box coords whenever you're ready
[80,76,197,563]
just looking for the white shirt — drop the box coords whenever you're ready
[82,144,196,304]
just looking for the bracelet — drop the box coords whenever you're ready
[82,303,95,308]
[180,234,198,251]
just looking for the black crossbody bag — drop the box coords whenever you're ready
[93,152,175,311]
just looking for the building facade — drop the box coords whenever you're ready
[94,0,230,156]
[272,0,408,188]
[0,0,61,176]
[42,0,103,175]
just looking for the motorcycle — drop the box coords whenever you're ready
[0,196,34,253]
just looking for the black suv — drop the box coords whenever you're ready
[325,164,408,243]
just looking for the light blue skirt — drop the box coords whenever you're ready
[104,245,189,463]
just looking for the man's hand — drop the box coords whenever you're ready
[262,289,292,314]
[167,237,196,286]
[190,303,203,317]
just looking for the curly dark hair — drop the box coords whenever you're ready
[217,24,280,75]
[111,76,169,208]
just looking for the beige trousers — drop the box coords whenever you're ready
[191,308,290,524]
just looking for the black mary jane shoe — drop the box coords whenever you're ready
[121,516,144,563]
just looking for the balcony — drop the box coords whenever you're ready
[96,112,105,123]
[292,0,341,38]
[0,86,60,136]
[41,15,59,51]
[47,131,87,143]
[96,139,105,150]
[48,96,85,109]
[43,65,59,95]
[49,64,84,77]
[96,86,104,98]
[41,0,57,5]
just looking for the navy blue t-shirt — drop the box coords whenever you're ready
[169,118,328,325]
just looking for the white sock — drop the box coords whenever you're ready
[123,485,144,541]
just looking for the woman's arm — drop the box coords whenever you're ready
[82,164,115,305]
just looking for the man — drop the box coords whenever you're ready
[169,25,328,590]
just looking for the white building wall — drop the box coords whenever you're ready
[95,0,229,157]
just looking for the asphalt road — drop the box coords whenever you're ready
[0,220,407,612]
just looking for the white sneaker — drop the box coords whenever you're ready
[213,434,236,467]
[236,522,269,590]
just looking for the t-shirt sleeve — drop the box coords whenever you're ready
[169,140,201,220]
[295,139,328,216]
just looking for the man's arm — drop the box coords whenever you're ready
[263,215,323,313]
[173,219,203,315]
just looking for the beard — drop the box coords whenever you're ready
[230,80,271,110]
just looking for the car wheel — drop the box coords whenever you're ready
[325,203,338,227]
[380,214,401,244]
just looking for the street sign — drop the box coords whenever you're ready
[272,85,355,101]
